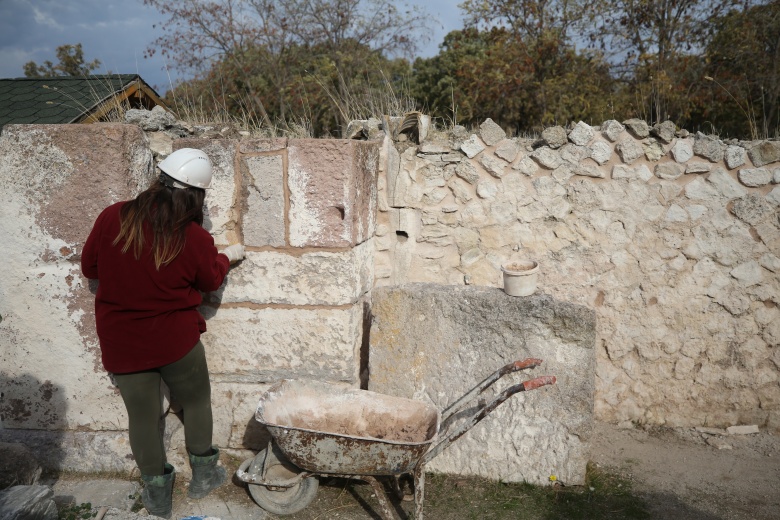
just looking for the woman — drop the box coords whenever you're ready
[81,148,245,518]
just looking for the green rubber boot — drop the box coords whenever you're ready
[188,447,227,499]
[141,463,174,519]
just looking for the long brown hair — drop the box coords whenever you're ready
[113,178,206,269]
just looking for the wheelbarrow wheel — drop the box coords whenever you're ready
[247,446,319,515]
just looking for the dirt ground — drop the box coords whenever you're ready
[216,421,780,519]
[589,422,780,520]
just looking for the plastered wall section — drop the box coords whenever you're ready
[0,126,379,473]
[0,124,154,471]
[375,119,780,432]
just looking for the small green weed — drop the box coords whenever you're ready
[58,502,95,520]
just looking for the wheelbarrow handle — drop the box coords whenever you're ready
[441,358,543,423]
[422,375,556,465]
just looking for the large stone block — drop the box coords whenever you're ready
[0,124,151,431]
[368,284,595,485]
[211,382,274,450]
[240,154,286,247]
[208,239,373,306]
[200,303,365,384]
[288,139,379,247]
[174,139,239,246]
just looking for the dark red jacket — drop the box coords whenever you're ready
[81,201,229,373]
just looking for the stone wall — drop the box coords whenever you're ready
[376,118,780,432]
[0,124,378,474]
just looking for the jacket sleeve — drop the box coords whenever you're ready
[81,211,104,279]
[192,229,230,292]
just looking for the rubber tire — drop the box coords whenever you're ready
[247,447,319,515]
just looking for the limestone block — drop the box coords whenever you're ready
[725,145,747,169]
[768,186,780,207]
[288,139,379,247]
[569,121,594,146]
[542,125,567,148]
[655,163,683,180]
[0,124,151,431]
[461,134,486,158]
[381,135,403,208]
[479,118,506,146]
[775,168,780,184]
[601,120,625,141]
[651,121,676,143]
[175,138,238,246]
[732,195,775,226]
[0,429,135,473]
[552,164,574,182]
[455,160,480,184]
[495,139,520,162]
[240,154,285,247]
[211,382,274,449]
[477,180,499,199]
[560,143,589,164]
[211,240,372,306]
[612,164,652,182]
[575,164,606,178]
[693,133,724,162]
[615,138,643,164]
[685,162,711,175]
[623,118,650,138]
[730,261,764,286]
[589,141,612,165]
[665,204,689,222]
[0,443,42,488]
[671,139,694,163]
[419,142,450,154]
[0,485,57,520]
[530,146,563,169]
[738,168,773,187]
[201,304,364,383]
[449,177,474,204]
[685,177,719,202]
[748,140,780,167]
[708,168,747,199]
[480,154,507,178]
[239,138,288,153]
[760,253,780,272]
[368,285,595,485]
[512,155,539,176]
[644,139,665,161]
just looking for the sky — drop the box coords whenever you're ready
[0,0,465,95]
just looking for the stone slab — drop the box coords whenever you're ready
[208,240,373,306]
[726,424,760,435]
[200,304,364,384]
[368,284,595,485]
[240,154,286,247]
[288,139,379,247]
[51,479,139,510]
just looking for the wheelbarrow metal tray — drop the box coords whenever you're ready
[256,379,440,475]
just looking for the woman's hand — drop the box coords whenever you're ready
[222,244,245,264]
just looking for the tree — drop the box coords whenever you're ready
[411,28,615,132]
[143,0,428,129]
[699,1,780,138]
[590,0,749,124]
[23,43,101,78]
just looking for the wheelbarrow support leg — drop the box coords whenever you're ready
[364,476,400,520]
[414,464,426,520]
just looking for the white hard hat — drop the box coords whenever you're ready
[158,148,213,189]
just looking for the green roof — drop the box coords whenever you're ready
[0,74,166,127]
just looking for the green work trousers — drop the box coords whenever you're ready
[114,341,213,476]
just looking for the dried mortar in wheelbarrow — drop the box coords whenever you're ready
[256,379,441,475]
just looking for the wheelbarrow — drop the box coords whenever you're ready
[236,358,555,520]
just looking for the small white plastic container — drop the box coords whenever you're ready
[501,260,539,297]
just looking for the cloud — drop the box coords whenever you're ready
[31,5,63,30]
